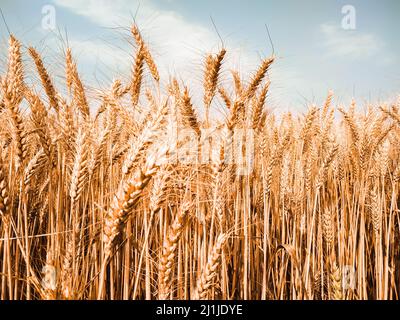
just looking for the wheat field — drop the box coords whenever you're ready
[0,26,399,300]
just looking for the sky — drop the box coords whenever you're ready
[0,0,399,112]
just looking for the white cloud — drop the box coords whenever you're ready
[320,23,386,60]
[67,38,130,72]
[52,0,273,109]
[53,0,259,78]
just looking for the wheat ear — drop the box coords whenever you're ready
[180,86,201,136]
[330,262,343,300]
[192,233,228,300]
[244,56,274,100]
[203,49,226,126]
[28,47,59,112]
[131,45,145,106]
[103,144,172,258]
[158,202,191,300]
[0,156,9,222]
[70,127,89,205]
[131,25,160,82]
[2,35,28,167]
[67,49,90,118]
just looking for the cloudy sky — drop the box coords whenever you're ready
[0,0,399,112]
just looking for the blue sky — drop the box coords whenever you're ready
[0,0,399,112]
